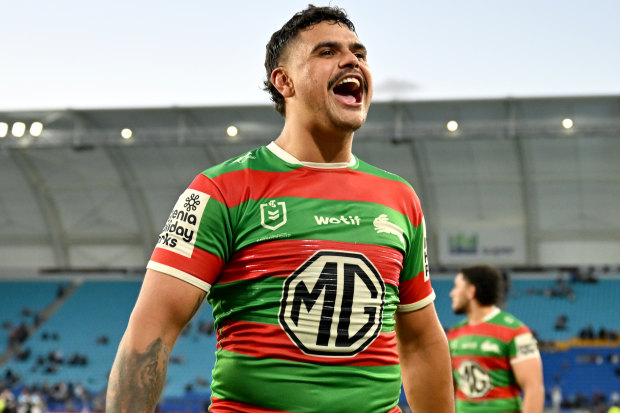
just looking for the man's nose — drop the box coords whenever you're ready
[339,50,360,68]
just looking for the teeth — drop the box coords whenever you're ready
[337,77,360,88]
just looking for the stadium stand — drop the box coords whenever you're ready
[0,273,618,412]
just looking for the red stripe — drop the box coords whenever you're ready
[218,240,403,288]
[216,320,399,366]
[150,245,224,286]
[398,271,433,306]
[447,323,530,343]
[188,173,226,204]
[209,168,423,226]
[451,355,510,371]
[210,397,293,413]
[210,397,401,413]
[456,385,521,402]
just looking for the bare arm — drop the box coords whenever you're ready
[106,269,206,413]
[395,303,454,413]
[512,357,545,413]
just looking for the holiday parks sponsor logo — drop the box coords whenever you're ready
[156,189,209,257]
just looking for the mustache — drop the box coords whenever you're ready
[327,70,369,94]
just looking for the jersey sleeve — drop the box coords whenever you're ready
[509,328,541,363]
[146,173,232,292]
[397,214,435,312]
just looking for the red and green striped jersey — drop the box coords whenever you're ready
[447,307,541,413]
[147,142,434,413]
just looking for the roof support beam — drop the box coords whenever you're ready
[104,147,156,261]
[10,149,69,267]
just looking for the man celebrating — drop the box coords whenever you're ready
[448,265,545,413]
[106,5,453,413]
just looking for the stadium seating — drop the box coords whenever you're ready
[0,274,618,411]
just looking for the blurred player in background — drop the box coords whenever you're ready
[106,4,454,413]
[448,265,544,413]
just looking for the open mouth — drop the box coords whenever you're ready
[332,76,363,105]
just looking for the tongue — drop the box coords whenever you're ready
[334,93,357,105]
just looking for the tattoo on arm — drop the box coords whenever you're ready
[106,338,170,413]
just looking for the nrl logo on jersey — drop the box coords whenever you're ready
[261,200,287,230]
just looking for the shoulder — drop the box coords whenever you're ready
[354,157,416,191]
[494,310,528,330]
[446,319,469,337]
[201,146,268,179]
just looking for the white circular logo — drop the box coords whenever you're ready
[457,361,492,398]
[279,251,385,357]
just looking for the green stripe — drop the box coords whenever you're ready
[211,350,401,413]
[487,311,525,329]
[208,277,399,333]
[456,397,522,413]
[195,197,232,262]
[203,146,304,178]
[488,369,514,388]
[450,335,510,357]
[354,158,413,187]
[229,197,414,252]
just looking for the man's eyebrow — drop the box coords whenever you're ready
[310,41,367,54]
[311,41,339,54]
[351,42,367,54]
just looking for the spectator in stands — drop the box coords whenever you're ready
[3,370,19,387]
[554,314,568,331]
[447,265,545,413]
[551,385,562,413]
[16,389,31,413]
[198,320,214,335]
[0,388,17,413]
[8,323,28,347]
[27,392,44,413]
[106,5,454,413]
[580,325,596,340]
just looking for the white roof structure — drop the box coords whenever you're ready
[1,96,619,274]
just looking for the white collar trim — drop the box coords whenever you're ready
[267,141,355,169]
[482,306,501,322]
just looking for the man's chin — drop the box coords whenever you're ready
[452,306,466,315]
[333,113,366,132]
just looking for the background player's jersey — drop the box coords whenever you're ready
[147,142,433,413]
[447,308,540,413]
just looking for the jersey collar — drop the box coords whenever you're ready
[267,141,356,169]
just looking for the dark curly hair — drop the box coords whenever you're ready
[263,4,356,116]
[460,265,504,306]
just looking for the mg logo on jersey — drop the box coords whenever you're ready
[279,251,385,357]
[260,200,287,230]
[457,361,492,398]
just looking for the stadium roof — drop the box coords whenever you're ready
[1,95,619,273]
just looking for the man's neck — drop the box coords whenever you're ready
[275,121,355,163]
[467,305,499,325]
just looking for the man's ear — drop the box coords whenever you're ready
[270,67,294,98]
[467,284,477,301]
